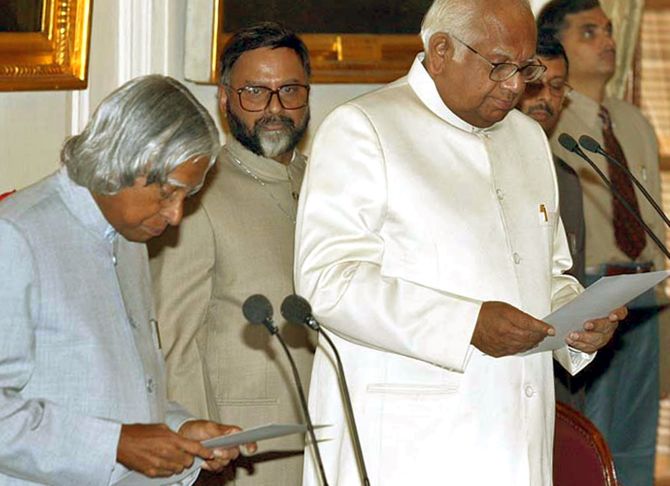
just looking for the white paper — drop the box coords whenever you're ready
[522,270,669,355]
[112,423,308,486]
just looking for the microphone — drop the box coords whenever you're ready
[242,294,329,486]
[281,295,371,486]
[558,133,670,259]
[578,134,670,228]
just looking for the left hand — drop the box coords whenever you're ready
[178,420,257,472]
[565,306,628,354]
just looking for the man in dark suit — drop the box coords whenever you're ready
[517,33,587,410]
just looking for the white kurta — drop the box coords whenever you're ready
[295,56,592,486]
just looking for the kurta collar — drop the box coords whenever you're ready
[223,136,302,182]
[407,53,503,136]
[57,166,117,243]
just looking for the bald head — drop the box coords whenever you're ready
[423,0,538,128]
[421,0,533,51]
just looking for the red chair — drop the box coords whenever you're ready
[554,401,618,486]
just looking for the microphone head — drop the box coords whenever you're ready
[558,133,579,153]
[281,294,313,325]
[578,135,601,154]
[242,294,273,325]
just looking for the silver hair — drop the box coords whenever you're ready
[62,75,220,195]
[420,0,532,52]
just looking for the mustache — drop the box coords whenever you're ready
[527,102,554,117]
[254,115,295,131]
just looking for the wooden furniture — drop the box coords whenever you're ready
[554,401,619,486]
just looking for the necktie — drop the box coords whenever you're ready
[598,105,646,260]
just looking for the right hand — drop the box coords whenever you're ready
[471,301,555,357]
[117,423,215,478]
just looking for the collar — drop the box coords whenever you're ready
[222,136,305,182]
[565,89,604,127]
[407,53,503,135]
[57,166,117,243]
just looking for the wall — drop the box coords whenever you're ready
[0,0,379,194]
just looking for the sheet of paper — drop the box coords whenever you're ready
[522,270,669,355]
[112,423,308,486]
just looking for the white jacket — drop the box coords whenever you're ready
[295,56,591,486]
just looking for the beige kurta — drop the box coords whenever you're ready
[148,139,315,485]
[550,90,664,270]
[296,55,592,486]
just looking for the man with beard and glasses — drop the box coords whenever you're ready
[539,1,666,485]
[517,33,588,413]
[148,23,314,486]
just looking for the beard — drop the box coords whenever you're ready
[226,103,310,159]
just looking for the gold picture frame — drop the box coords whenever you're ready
[0,0,93,91]
[208,0,424,84]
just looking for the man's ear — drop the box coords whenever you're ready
[217,84,228,117]
[425,32,453,77]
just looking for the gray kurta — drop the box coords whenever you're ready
[149,138,315,485]
[0,168,193,485]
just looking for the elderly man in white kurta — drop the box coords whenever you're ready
[295,1,626,485]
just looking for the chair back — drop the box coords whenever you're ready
[554,401,618,486]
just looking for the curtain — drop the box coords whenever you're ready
[601,0,645,99]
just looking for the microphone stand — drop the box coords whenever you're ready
[318,329,371,486]
[559,133,670,259]
[242,295,329,486]
[578,135,670,228]
[274,332,330,486]
[281,295,370,486]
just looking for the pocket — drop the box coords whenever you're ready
[215,398,280,426]
[366,382,459,396]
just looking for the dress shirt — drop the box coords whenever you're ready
[550,90,664,269]
[0,168,194,485]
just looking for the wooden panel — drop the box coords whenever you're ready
[209,0,426,84]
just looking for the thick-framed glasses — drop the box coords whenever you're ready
[525,78,573,98]
[227,84,310,112]
[449,34,547,83]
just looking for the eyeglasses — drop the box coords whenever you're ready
[227,84,310,112]
[449,34,547,83]
[525,78,573,98]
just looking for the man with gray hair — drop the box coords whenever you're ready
[295,0,625,484]
[149,22,313,485]
[0,75,252,485]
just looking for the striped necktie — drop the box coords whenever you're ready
[599,105,646,259]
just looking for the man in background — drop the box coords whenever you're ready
[149,23,314,485]
[540,1,665,484]
[517,33,587,410]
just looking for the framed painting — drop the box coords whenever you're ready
[199,0,431,84]
[0,0,93,91]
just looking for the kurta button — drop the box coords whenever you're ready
[112,255,117,266]
[524,385,534,397]
[146,378,155,394]
[496,189,504,201]
[513,253,521,264]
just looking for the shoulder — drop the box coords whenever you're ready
[605,98,655,133]
[323,77,413,125]
[0,172,63,230]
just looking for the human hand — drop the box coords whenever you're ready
[117,423,213,478]
[178,420,257,472]
[565,306,627,354]
[471,301,555,357]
